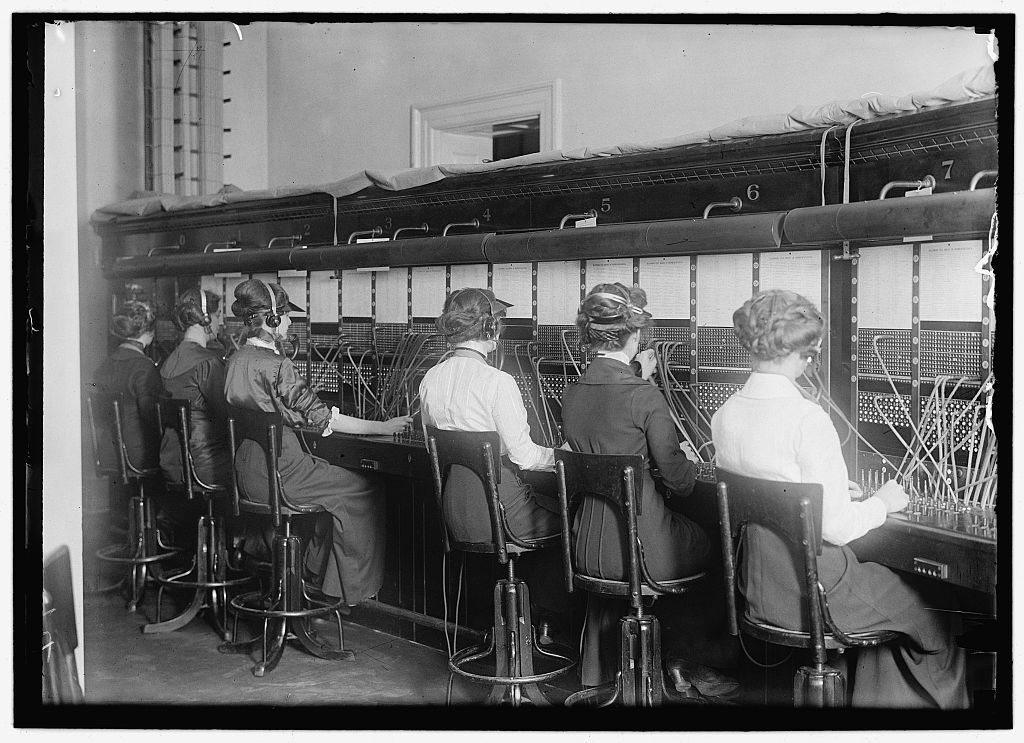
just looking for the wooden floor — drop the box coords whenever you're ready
[71,576,1001,729]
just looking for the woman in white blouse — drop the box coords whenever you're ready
[711,289,967,708]
[419,287,560,544]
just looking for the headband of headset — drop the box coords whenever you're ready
[246,279,282,327]
[585,291,649,325]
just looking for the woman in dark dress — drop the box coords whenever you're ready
[223,279,411,605]
[560,283,730,691]
[91,300,164,473]
[90,300,188,539]
[158,288,231,487]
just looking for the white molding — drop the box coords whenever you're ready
[410,79,562,168]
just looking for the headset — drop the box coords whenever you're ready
[196,288,211,326]
[450,287,500,340]
[247,279,282,328]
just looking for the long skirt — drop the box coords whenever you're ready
[576,473,711,687]
[443,463,569,617]
[235,427,385,605]
[742,524,968,708]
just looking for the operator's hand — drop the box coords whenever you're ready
[635,349,657,380]
[847,480,863,500]
[873,479,909,513]
[379,416,414,435]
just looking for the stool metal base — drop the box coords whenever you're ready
[95,493,182,613]
[143,513,253,640]
[217,531,354,677]
[794,663,846,707]
[448,575,575,706]
[565,613,701,707]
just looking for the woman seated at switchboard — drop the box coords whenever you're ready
[223,279,412,606]
[158,288,231,488]
[418,287,571,634]
[91,299,184,541]
[560,283,736,694]
[711,289,967,708]
[92,299,164,472]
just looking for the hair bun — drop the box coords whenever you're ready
[733,289,823,362]
[110,300,156,340]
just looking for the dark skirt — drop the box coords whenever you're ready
[741,524,968,708]
[235,427,385,605]
[442,462,561,544]
[576,472,711,686]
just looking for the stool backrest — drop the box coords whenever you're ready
[87,391,149,482]
[158,397,213,499]
[425,425,520,562]
[715,470,826,664]
[553,449,647,610]
[226,406,286,528]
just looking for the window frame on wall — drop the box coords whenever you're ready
[410,80,562,168]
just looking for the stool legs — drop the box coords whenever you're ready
[142,501,252,640]
[219,523,354,677]
[448,560,575,706]
[566,611,696,707]
[95,482,181,613]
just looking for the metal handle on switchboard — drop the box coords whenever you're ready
[559,209,597,229]
[878,175,935,200]
[702,197,742,219]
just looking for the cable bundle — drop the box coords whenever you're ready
[510,344,562,448]
[367,331,441,421]
[649,341,715,463]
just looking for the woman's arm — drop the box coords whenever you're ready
[635,387,696,497]
[492,374,555,471]
[274,357,333,432]
[330,411,411,436]
[796,408,887,545]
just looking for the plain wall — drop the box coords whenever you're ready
[264,22,992,186]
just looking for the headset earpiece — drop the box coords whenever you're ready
[482,314,496,340]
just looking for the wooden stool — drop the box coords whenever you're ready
[717,471,900,707]
[554,450,706,707]
[142,398,253,639]
[87,391,181,612]
[426,426,575,706]
[217,407,354,677]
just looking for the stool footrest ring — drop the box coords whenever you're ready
[449,637,576,685]
[230,590,346,619]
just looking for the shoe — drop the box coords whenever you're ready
[666,658,740,699]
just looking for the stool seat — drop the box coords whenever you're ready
[739,616,900,651]
[216,407,355,677]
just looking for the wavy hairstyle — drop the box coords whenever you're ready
[110,300,157,340]
[231,279,289,326]
[732,289,824,362]
[173,289,221,331]
[435,287,504,343]
[576,282,653,352]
